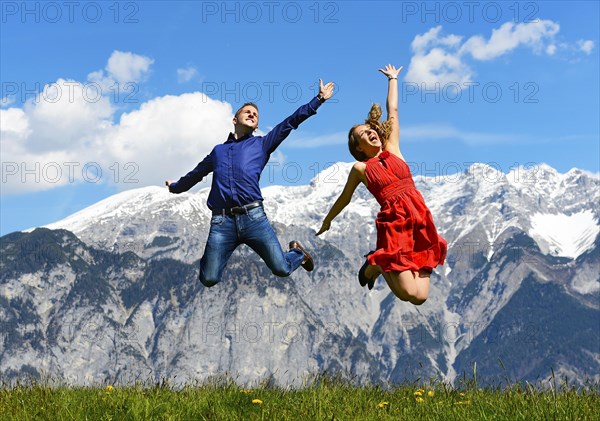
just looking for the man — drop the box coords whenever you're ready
[166,79,334,287]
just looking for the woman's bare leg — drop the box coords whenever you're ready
[364,265,430,305]
[385,270,430,305]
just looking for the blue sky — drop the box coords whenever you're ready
[1,1,599,236]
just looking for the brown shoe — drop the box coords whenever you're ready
[289,241,314,272]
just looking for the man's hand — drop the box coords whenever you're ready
[378,64,403,79]
[319,79,335,101]
[315,220,331,236]
[165,180,173,189]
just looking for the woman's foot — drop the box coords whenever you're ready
[358,251,377,289]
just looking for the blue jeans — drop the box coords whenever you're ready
[199,206,305,287]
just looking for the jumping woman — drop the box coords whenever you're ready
[317,64,446,305]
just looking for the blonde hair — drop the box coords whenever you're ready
[347,103,393,161]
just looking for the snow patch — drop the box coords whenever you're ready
[529,210,599,259]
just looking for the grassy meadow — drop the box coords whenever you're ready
[1,373,598,420]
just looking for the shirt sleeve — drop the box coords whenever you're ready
[168,153,213,193]
[261,96,322,154]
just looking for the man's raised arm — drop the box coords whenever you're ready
[262,79,334,154]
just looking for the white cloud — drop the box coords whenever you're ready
[577,39,595,55]
[24,79,114,153]
[405,20,580,86]
[405,46,474,87]
[87,50,154,93]
[177,66,199,83]
[1,79,117,193]
[0,108,30,140]
[459,20,560,61]
[411,26,463,54]
[105,93,233,185]
[406,26,472,86]
[106,51,154,84]
[1,58,235,195]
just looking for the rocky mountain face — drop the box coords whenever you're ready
[1,163,598,387]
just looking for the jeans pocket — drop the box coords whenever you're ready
[211,215,224,225]
[247,207,266,222]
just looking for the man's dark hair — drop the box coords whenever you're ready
[235,102,259,119]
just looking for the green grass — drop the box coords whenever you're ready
[0,375,598,420]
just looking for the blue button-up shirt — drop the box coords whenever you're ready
[169,96,322,210]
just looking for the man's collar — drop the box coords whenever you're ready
[226,132,253,143]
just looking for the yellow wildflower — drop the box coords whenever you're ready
[105,385,114,395]
[427,390,434,397]
[240,389,252,394]
[415,397,425,403]
[252,399,263,405]
[459,392,466,397]
[454,400,471,405]
[414,389,424,396]
[377,402,389,409]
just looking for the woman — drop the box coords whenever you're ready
[317,64,446,305]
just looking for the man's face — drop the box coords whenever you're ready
[234,105,259,131]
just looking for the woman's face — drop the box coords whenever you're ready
[353,125,381,157]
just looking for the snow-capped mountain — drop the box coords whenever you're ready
[42,162,600,264]
[2,162,599,386]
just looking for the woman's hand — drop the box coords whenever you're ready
[316,219,331,236]
[378,64,403,80]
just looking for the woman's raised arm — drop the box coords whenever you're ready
[378,64,403,153]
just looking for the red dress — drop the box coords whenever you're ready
[364,150,447,273]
